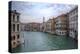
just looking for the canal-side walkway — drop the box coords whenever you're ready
[12,32,78,53]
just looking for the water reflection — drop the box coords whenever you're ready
[12,32,77,53]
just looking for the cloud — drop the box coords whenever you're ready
[12,1,77,23]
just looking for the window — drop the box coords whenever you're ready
[13,14,15,22]
[17,24,19,31]
[13,42,16,45]
[17,15,19,22]
[12,35,15,40]
[17,34,20,39]
[13,24,15,32]
[75,16,77,21]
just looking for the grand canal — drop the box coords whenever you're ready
[12,32,77,53]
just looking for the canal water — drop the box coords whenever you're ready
[12,32,78,53]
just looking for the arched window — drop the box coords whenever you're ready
[13,14,15,22]
[17,34,20,39]
[13,42,16,45]
[17,24,19,31]
[13,24,15,32]
[12,35,15,40]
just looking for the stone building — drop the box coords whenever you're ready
[11,10,21,48]
[68,6,78,40]
[55,14,68,36]
[51,18,56,34]
[45,19,52,33]
[24,22,41,31]
[45,18,55,34]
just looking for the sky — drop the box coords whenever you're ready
[11,1,77,23]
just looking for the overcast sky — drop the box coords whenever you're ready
[12,1,77,23]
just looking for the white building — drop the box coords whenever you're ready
[11,10,21,48]
[68,6,78,40]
